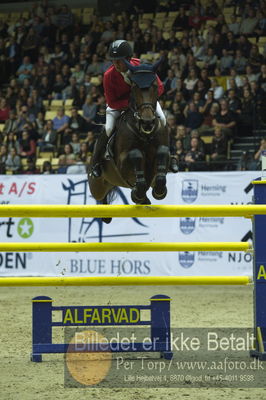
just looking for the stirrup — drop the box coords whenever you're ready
[91,163,102,178]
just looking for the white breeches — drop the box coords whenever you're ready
[105,101,166,137]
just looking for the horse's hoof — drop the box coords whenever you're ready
[102,217,112,224]
[131,187,147,204]
[152,187,167,200]
[153,174,167,200]
[139,196,151,205]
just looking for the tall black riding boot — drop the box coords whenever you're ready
[91,131,109,178]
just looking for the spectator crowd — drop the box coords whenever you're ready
[0,0,265,174]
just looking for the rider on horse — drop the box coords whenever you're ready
[91,39,178,178]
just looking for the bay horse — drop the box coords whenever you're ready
[88,59,170,223]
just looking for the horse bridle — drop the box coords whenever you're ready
[133,102,156,120]
[130,83,158,135]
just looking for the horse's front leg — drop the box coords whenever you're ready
[152,145,169,200]
[128,148,150,204]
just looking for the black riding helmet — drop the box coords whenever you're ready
[108,40,133,60]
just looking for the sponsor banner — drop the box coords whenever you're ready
[0,172,259,277]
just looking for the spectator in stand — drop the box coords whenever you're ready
[42,160,54,174]
[255,10,266,36]
[199,68,211,91]
[26,97,39,118]
[199,89,217,114]
[228,15,240,36]
[183,129,205,154]
[173,6,189,31]
[70,132,81,154]
[227,89,242,114]
[3,131,20,153]
[0,98,10,123]
[33,111,46,140]
[258,64,266,93]
[238,87,255,136]
[184,137,206,171]
[163,69,178,100]
[212,98,236,138]
[84,131,96,154]
[248,45,264,73]
[0,144,7,173]
[16,105,36,136]
[82,94,97,125]
[68,107,87,133]
[233,49,247,74]
[5,147,21,173]
[253,137,266,168]
[3,111,19,136]
[86,54,103,75]
[169,101,185,125]
[173,139,186,171]
[165,115,176,153]
[210,127,228,169]
[38,119,57,151]
[184,102,203,132]
[52,73,66,99]
[73,85,87,108]
[245,64,259,83]
[212,32,224,59]
[71,64,85,86]
[52,108,69,144]
[198,100,220,135]
[38,76,52,100]
[250,80,263,106]
[23,158,40,174]
[210,79,224,101]
[6,36,21,76]
[19,130,36,159]
[239,8,259,35]
[226,68,243,90]
[224,31,237,56]
[202,47,217,75]
[173,124,186,144]
[58,143,77,172]
[237,35,252,58]
[61,64,71,86]
[193,79,207,100]
[77,142,90,163]
[220,49,234,75]
[22,27,39,62]
[55,5,74,36]
[62,77,78,100]
[16,56,33,83]
[183,68,198,99]
[5,86,17,110]
[191,37,205,60]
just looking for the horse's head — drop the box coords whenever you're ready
[124,58,163,135]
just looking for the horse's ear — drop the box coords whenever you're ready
[123,59,138,72]
[152,57,164,72]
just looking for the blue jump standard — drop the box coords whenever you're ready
[251,180,266,360]
[31,294,173,362]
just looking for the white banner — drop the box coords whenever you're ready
[0,172,260,277]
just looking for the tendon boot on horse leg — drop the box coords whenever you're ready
[90,130,109,178]
[129,149,150,204]
[153,145,169,200]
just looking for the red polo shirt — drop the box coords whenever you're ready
[104,58,164,110]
